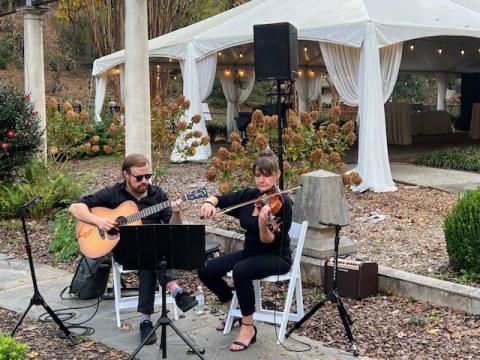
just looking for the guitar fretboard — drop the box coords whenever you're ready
[125,194,186,223]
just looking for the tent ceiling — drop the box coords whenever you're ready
[150,35,480,75]
[400,36,480,73]
[93,0,480,77]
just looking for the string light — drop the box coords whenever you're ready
[169,58,173,62]
[239,52,244,58]
[437,47,443,55]
[460,48,465,56]
[218,51,222,56]
[304,45,308,52]
[298,70,303,76]
[156,64,160,69]
[309,69,315,76]
[238,69,244,77]
[409,42,415,51]
[173,75,177,80]
[224,69,231,76]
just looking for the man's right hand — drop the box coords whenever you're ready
[95,218,117,232]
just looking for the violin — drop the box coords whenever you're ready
[201,185,301,227]
[255,186,284,233]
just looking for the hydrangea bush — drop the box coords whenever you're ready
[205,106,362,192]
[0,84,42,182]
[151,95,210,167]
[46,97,125,160]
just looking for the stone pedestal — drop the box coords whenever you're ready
[293,170,357,259]
[124,0,151,163]
[22,6,49,158]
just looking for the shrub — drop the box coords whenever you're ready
[416,146,480,172]
[444,189,480,273]
[0,85,42,182]
[46,98,125,160]
[0,160,88,220]
[205,106,361,191]
[151,95,210,165]
[50,209,80,261]
[0,333,27,360]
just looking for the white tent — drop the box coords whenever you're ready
[92,0,480,192]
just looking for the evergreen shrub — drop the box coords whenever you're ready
[0,85,42,182]
[0,333,27,360]
[416,147,480,172]
[444,189,480,273]
[0,161,87,220]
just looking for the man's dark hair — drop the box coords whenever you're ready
[122,153,149,172]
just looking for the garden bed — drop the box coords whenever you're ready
[2,156,480,359]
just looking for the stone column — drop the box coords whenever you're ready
[124,0,151,163]
[22,6,49,159]
[293,170,357,259]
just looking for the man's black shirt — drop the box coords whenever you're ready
[76,182,172,224]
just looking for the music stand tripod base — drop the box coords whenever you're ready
[284,223,359,357]
[11,204,75,344]
[117,224,206,360]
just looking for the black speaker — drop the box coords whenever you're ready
[254,22,298,81]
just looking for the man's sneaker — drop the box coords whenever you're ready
[139,320,157,345]
[175,291,198,313]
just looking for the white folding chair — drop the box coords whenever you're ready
[223,220,308,344]
[111,258,178,328]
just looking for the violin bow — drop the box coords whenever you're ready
[214,185,302,216]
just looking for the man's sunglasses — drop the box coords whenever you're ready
[127,171,153,182]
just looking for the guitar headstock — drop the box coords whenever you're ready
[184,187,208,201]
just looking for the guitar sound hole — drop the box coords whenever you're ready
[116,216,127,226]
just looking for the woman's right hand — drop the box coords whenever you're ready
[200,203,217,219]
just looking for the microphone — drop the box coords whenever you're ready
[20,195,43,208]
[16,196,43,216]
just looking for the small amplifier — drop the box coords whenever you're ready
[324,258,378,299]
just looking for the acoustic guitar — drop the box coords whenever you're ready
[76,187,208,258]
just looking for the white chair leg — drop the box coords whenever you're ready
[278,275,298,344]
[171,296,179,320]
[254,280,262,312]
[112,260,122,328]
[223,291,239,335]
[295,275,304,318]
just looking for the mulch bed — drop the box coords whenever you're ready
[1,156,479,359]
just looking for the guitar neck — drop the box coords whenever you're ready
[125,194,186,223]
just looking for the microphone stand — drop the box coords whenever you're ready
[11,197,75,344]
[285,222,359,357]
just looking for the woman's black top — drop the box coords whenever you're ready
[217,188,292,263]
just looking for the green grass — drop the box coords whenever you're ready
[416,146,480,172]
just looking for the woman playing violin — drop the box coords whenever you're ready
[198,149,292,352]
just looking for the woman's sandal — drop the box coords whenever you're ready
[216,317,241,331]
[229,322,257,352]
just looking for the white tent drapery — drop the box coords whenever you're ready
[219,68,255,138]
[94,72,108,123]
[320,38,403,191]
[171,44,216,161]
[91,0,480,192]
[296,71,323,113]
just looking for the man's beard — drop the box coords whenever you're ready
[127,179,148,195]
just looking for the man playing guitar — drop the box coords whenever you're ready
[69,153,197,345]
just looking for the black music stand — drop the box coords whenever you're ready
[285,222,359,357]
[114,224,206,360]
[11,196,75,344]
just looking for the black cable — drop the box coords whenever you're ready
[38,256,108,338]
